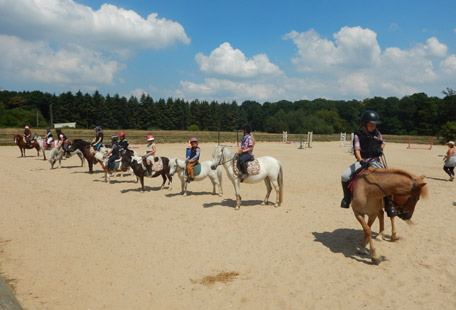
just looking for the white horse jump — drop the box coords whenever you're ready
[210,145,283,210]
[169,158,223,197]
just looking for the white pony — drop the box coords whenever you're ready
[33,133,54,160]
[210,145,283,210]
[169,157,223,196]
[48,141,84,169]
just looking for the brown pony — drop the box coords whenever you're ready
[351,168,427,265]
[13,134,41,157]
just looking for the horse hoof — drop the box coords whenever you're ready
[218,193,222,197]
[274,204,280,208]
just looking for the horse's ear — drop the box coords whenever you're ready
[417,175,426,184]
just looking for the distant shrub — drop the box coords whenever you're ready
[187,124,200,131]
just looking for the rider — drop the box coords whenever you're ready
[144,135,156,176]
[104,136,120,173]
[24,125,32,146]
[91,126,104,152]
[186,137,200,182]
[118,132,129,151]
[237,123,254,181]
[55,128,71,157]
[340,110,396,217]
[44,127,54,148]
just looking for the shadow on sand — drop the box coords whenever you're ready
[312,229,381,265]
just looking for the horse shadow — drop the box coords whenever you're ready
[120,186,156,193]
[203,199,264,209]
[71,170,105,175]
[312,229,379,265]
[166,191,214,198]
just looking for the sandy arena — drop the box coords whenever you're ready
[1,141,455,309]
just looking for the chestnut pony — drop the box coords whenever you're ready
[351,168,427,265]
[13,134,41,157]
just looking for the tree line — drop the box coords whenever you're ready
[0,89,455,140]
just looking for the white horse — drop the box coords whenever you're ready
[48,141,84,169]
[169,158,223,197]
[33,133,54,160]
[210,145,283,210]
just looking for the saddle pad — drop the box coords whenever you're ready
[103,158,122,170]
[152,157,163,172]
[234,159,260,176]
[185,163,201,176]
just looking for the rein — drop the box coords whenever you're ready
[214,146,236,167]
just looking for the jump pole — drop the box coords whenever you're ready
[298,133,304,149]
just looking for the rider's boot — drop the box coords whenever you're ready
[384,196,397,217]
[340,181,351,208]
[146,164,152,176]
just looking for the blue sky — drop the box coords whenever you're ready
[1,0,455,103]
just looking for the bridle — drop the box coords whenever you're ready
[213,146,236,167]
[365,170,420,217]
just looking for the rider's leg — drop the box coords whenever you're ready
[340,181,351,208]
[384,196,397,217]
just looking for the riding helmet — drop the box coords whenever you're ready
[241,123,252,133]
[94,126,101,131]
[111,135,118,141]
[147,135,155,141]
[25,125,30,129]
[189,137,198,143]
[119,132,125,137]
[360,110,381,124]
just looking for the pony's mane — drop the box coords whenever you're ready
[373,168,415,179]
[72,139,90,146]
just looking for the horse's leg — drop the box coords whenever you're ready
[180,178,185,195]
[183,178,188,196]
[390,216,398,242]
[140,176,145,191]
[354,211,376,261]
[262,177,272,206]
[234,180,241,210]
[209,175,217,195]
[366,215,381,264]
[88,159,93,174]
[270,176,281,207]
[160,173,166,190]
[167,174,172,191]
[377,209,385,240]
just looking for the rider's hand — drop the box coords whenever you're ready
[360,160,370,169]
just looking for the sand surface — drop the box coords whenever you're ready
[1,141,455,309]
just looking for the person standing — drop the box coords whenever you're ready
[443,141,456,181]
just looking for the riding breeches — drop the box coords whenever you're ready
[341,158,383,182]
[107,154,120,169]
[187,160,198,178]
[238,153,253,173]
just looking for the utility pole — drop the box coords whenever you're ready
[50,103,53,127]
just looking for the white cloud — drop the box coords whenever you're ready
[178,78,285,102]
[284,26,381,72]
[195,42,282,78]
[440,55,456,74]
[338,73,370,97]
[0,35,120,85]
[0,0,190,51]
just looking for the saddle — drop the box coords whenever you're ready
[152,157,164,172]
[347,167,369,194]
[234,158,260,176]
[185,162,201,176]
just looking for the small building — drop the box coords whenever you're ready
[54,122,77,129]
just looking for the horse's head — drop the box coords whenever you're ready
[168,158,179,176]
[211,145,225,170]
[393,175,427,220]
[121,148,133,169]
[13,134,20,144]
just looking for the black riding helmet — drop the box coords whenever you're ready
[241,123,252,134]
[360,110,381,124]
[111,135,119,141]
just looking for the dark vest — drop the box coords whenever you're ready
[355,129,383,159]
[96,132,104,143]
[119,139,129,150]
[111,142,120,157]
[190,146,199,159]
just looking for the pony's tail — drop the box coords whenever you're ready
[278,161,283,204]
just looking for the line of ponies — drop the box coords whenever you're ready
[19,134,428,265]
